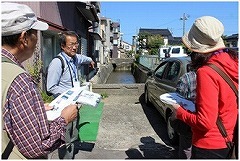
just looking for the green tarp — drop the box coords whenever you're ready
[78,102,104,141]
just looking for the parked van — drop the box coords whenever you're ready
[166,46,188,58]
[158,47,169,60]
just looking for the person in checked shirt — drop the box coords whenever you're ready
[1,2,78,159]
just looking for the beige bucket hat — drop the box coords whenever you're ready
[182,16,225,54]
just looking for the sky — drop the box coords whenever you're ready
[100,1,239,44]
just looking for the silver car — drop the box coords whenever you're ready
[144,56,191,144]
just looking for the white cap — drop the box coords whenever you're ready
[1,2,49,36]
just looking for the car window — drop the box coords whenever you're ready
[154,62,168,79]
[165,61,180,81]
[172,48,180,54]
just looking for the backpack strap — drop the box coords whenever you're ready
[56,54,74,87]
[206,63,238,98]
[206,63,238,154]
[45,55,66,96]
[1,56,26,159]
[55,55,65,75]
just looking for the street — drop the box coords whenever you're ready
[49,91,178,159]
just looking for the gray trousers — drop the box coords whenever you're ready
[58,116,80,159]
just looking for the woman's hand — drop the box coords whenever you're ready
[171,103,181,120]
[172,103,181,110]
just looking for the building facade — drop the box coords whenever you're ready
[12,1,101,89]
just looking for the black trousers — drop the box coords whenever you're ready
[191,145,229,159]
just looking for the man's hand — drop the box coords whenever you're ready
[44,103,53,111]
[60,104,78,124]
[90,61,95,68]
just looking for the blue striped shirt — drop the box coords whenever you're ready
[47,52,92,97]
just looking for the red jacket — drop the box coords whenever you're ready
[177,52,238,149]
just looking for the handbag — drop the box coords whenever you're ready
[207,63,238,159]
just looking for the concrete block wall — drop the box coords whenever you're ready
[90,63,113,84]
[132,64,149,83]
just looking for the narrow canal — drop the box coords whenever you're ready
[106,70,136,84]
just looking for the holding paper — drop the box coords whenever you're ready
[46,86,101,121]
[160,92,195,112]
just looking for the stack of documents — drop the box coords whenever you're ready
[160,92,195,112]
[46,86,101,121]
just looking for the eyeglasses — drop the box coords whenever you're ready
[66,42,79,48]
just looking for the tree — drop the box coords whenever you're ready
[147,34,164,55]
[137,32,164,55]
[138,32,150,49]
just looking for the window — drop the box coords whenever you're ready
[80,37,87,56]
[165,61,180,80]
[113,40,118,45]
[172,48,180,54]
[42,33,57,69]
[154,62,168,79]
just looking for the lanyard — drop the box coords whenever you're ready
[61,52,78,82]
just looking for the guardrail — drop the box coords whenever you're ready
[138,55,160,70]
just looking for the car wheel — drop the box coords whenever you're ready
[167,116,179,145]
[144,86,151,106]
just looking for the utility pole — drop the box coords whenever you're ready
[180,13,189,36]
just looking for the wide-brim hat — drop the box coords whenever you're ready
[1,2,49,36]
[182,16,225,54]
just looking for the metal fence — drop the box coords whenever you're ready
[138,55,160,70]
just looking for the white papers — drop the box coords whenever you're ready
[46,86,101,121]
[74,90,101,107]
[160,92,195,112]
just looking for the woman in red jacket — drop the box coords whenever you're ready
[171,16,238,159]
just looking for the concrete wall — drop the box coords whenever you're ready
[90,62,149,84]
[92,84,145,95]
[132,64,149,83]
[90,63,113,84]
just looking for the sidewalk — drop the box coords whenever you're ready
[48,90,178,159]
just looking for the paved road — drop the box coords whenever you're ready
[48,91,178,159]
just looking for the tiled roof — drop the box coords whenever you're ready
[225,34,238,40]
[139,28,172,36]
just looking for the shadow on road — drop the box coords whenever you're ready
[125,136,176,159]
[139,93,171,145]
[124,93,178,159]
